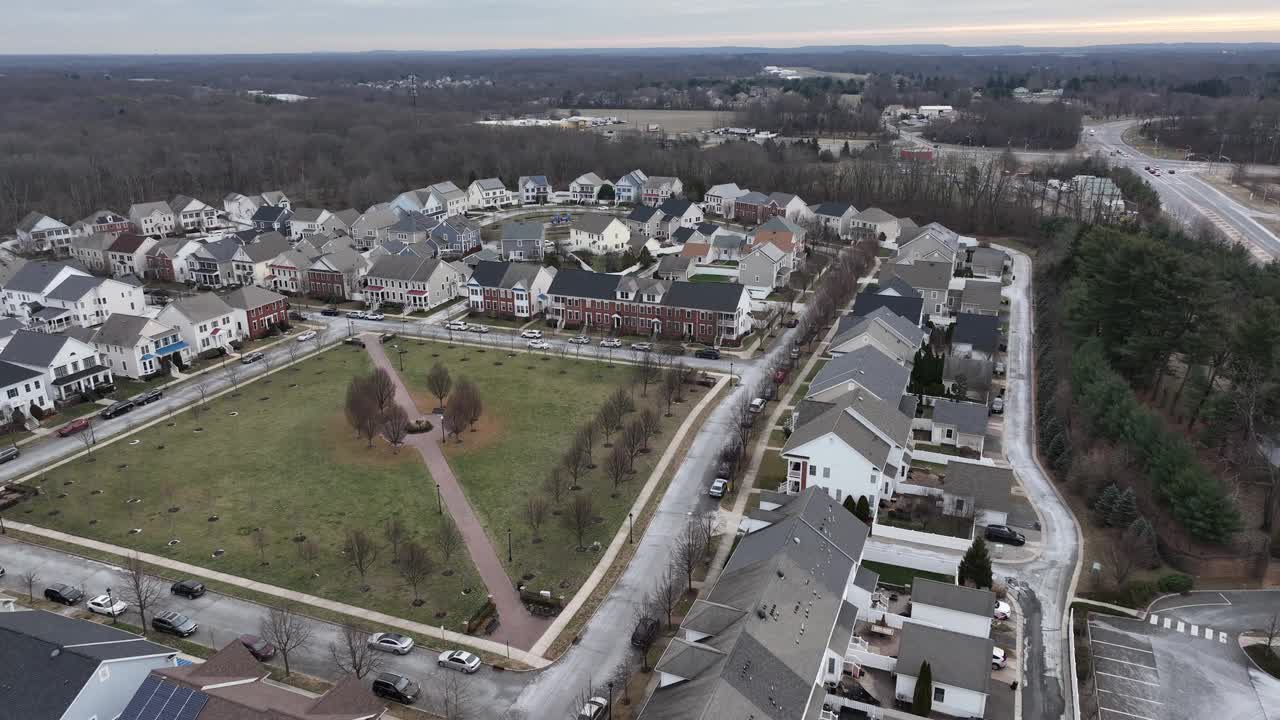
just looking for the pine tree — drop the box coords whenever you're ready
[842,495,858,515]
[958,537,994,589]
[911,661,934,715]
[1093,483,1120,514]
[854,496,873,525]
[1108,487,1138,528]
[1124,516,1160,569]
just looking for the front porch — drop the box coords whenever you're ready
[52,365,113,401]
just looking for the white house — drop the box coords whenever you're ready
[467,178,514,210]
[827,306,926,363]
[567,214,630,253]
[289,208,334,240]
[909,578,996,639]
[364,255,466,311]
[702,183,748,217]
[811,201,858,239]
[614,169,648,204]
[168,195,220,233]
[2,262,90,321]
[350,204,402,250]
[569,173,610,204]
[15,212,73,253]
[657,198,704,229]
[0,359,49,424]
[516,175,553,205]
[0,330,114,402]
[69,232,116,273]
[930,398,989,454]
[894,622,993,718]
[231,231,293,286]
[893,222,960,265]
[223,192,263,225]
[941,462,1018,528]
[769,192,812,223]
[128,201,177,237]
[416,181,468,218]
[106,232,156,278]
[852,207,903,245]
[90,313,191,380]
[157,293,239,355]
[642,176,683,205]
[36,275,145,332]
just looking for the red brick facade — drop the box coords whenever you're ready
[733,201,782,225]
[552,298,736,345]
[242,298,288,339]
[146,254,176,282]
[307,269,347,301]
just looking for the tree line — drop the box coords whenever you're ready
[921,100,1083,150]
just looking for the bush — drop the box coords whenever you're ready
[1123,581,1159,607]
[406,419,434,434]
[1157,574,1194,594]
[229,340,245,351]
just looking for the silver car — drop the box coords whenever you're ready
[368,632,415,655]
[437,649,481,673]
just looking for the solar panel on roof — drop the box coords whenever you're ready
[121,676,208,720]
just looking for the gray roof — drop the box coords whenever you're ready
[944,354,994,398]
[657,255,691,275]
[851,291,923,326]
[390,212,437,234]
[735,191,771,205]
[0,329,76,367]
[932,398,989,436]
[570,213,622,235]
[469,260,545,291]
[783,402,891,467]
[0,317,24,340]
[332,208,361,229]
[199,238,241,263]
[854,207,896,223]
[501,221,546,242]
[313,247,366,274]
[952,312,1001,353]
[881,260,952,292]
[896,621,994,694]
[167,293,233,324]
[812,201,854,217]
[808,345,909,404]
[91,313,165,347]
[0,359,42,387]
[969,246,1008,268]
[854,566,879,592]
[943,462,1015,516]
[0,609,175,720]
[290,207,328,223]
[238,231,292,263]
[45,275,105,302]
[71,231,117,253]
[962,280,1003,312]
[130,200,172,218]
[831,306,926,351]
[17,211,54,232]
[756,215,803,235]
[879,276,922,299]
[222,285,285,310]
[628,206,663,223]
[912,578,995,618]
[366,255,446,284]
[792,389,913,449]
[464,248,501,266]
[4,261,81,294]
[474,177,506,191]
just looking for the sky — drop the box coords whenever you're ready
[3,0,1280,53]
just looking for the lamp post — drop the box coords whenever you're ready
[607,681,614,719]
[435,483,442,515]
[628,512,634,544]
[106,587,116,625]
[507,527,513,563]
[729,361,734,385]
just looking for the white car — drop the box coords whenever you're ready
[577,696,609,720]
[87,594,128,617]
[445,320,468,331]
[709,478,729,498]
[367,632,415,655]
[568,335,590,345]
[437,649,481,673]
[296,330,317,342]
[631,342,653,352]
[468,324,490,334]
[749,398,766,413]
[527,339,551,350]
[992,646,1007,669]
[600,338,622,348]
[364,312,385,321]
[994,600,1011,621]
[346,311,367,319]
[520,329,543,339]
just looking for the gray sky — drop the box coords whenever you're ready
[3,0,1280,53]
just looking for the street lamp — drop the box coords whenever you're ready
[106,587,116,625]
[435,483,442,515]
[507,527,513,563]
[729,361,734,385]
[628,512,634,544]
[607,681,614,720]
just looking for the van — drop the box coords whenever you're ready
[0,446,18,463]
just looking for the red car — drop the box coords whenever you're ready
[57,417,91,438]
[773,368,789,384]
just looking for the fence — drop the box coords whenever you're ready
[863,544,960,578]
[874,523,974,552]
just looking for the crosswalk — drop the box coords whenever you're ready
[1147,612,1228,643]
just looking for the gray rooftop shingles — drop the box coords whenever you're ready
[911,578,995,617]
[895,621,994,694]
[808,345,910,403]
[932,398,990,436]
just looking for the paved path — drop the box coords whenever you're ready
[362,335,551,651]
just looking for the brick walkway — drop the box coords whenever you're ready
[363,336,551,650]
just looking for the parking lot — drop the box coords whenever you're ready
[1087,618,1165,720]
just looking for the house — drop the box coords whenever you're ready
[0,317,25,352]
[0,355,48,422]
[517,175,553,205]
[706,233,747,263]
[951,312,1001,361]
[638,487,870,720]
[2,262,143,331]
[351,204,404,250]
[658,198,704,229]
[642,176,683,205]
[807,345,910,405]
[614,169,649,204]
[222,193,262,225]
[828,306,927,363]
[259,190,291,210]
[289,208,334,240]
[72,209,132,238]
[365,255,465,312]
[0,330,113,402]
[386,212,438,247]
[851,207,901,244]
[655,255,692,282]
[467,177,513,209]
[462,248,501,269]
[811,202,857,239]
[944,352,994,403]
[106,232,156,278]
[129,201,177,237]
[91,313,190,379]
[430,215,482,257]
[941,462,1018,527]
[0,610,179,720]
[467,260,557,319]
[958,279,1002,316]
[967,246,1009,277]
[910,578,997,638]
[144,238,200,284]
[250,205,292,236]
[500,221,547,261]
[752,214,807,255]
[426,181,469,218]
[625,206,665,238]
[328,208,361,235]
[169,195,220,233]
[738,242,787,296]
[880,261,953,319]
[16,212,73,253]
[568,214,630,253]
[223,286,288,339]
[680,242,711,264]
[894,223,960,266]
[728,190,778,224]
[119,640,385,720]
[230,231,292,287]
[307,248,368,301]
[546,269,754,345]
[671,223,719,246]
[187,238,242,288]
[265,249,314,294]
[69,232,116,273]
[158,293,239,355]
[894,622,994,718]
[570,173,610,204]
[930,398,989,454]
[769,192,811,222]
[390,188,434,215]
[702,183,748,217]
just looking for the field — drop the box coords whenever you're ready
[557,108,736,134]
[393,340,699,595]
[777,67,869,82]
[16,347,485,624]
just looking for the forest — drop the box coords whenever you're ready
[921,101,1083,150]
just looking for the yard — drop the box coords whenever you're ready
[861,560,955,588]
[688,274,731,283]
[391,339,699,597]
[14,347,485,625]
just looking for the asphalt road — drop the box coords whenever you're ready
[1147,589,1280,635]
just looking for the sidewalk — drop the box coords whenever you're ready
[362,336,552,651]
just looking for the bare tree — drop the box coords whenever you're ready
[431,672,476,720]
[461,379,483,431]
[621,419,646,471]
[383,515,405,562]
[524,495,548,541]
[354,397,383,448]
[75,423,97,456]
[397,541,434,606]
[1105,544,1136,589]
[437,513,462,573]
[696,511,721,550]
[660,370,680,415]
[648,564,683,628]
[611,386,636,416]
[252,527,270,565]
[366,368,396,412]
[672,521,708,591]
[544,465,568,505]
[20,568,39,601]
[563,494,595,549]
[330,622,382,678]
[222,359,242,393]
[562,434,590,489]
[343,528,380,588]
[633,352,660,396]
[598,394,623,446]
[344,377,366,437]
[193,381,210,418]
[260,604,314,677]
[426,362,452,412]
[639,406,662,449]
[612,655,637,706]
[577,423,596,464]
[308,330,323,355]
[285,340,301,366]
[605,443,630,493]
[444,380,477,441]
[382,404,409,452]
[118,553,164,629]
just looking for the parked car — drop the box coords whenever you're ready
[137,389,163,404]
[240,351,265,364]
[992,646,1007,669]
[87,594,128,617]
[321,307,340,317]
[57,417,92,438]
[365,312,385,321]
[520,329,543,339]
[577,696,609,720]
[346,311,367,319]
[369,632,415,655]
[568,335,590,344]
[984,524,1026,546]
[343,337,366,348]
[527,339,551,350]
[170,579,207,599]
[44,583,83,605]
[445,320,468,331]
[709,478,729,498]
[467,324,489,334]
[152,610,199,637]
[372,672,421,704]
[784,317,799,328]
[600,338,622,348]
[773,368,789,384]
[994,600,1012,621]
[100,400,135,419]
[239,634,277,661]
[694,347,721,360]
[749,398,767,413]
[438,650,482,673]
[696,373,717,388]
[0,446,19,464]
[296,330,317,342]
[631,342,653,352]
[288,311,307,322]
[994,360,1006,376]
[990,397,1005,415]
[630,617,659,648]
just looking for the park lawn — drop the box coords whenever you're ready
[393,340,699,598]
[16,347,485,626]
[861,560,954,588]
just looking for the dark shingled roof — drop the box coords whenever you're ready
[911,578,995,617]
[896,622,994,694]
[850,291,923,326]
[952,312,1001,354]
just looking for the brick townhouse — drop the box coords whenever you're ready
[466,260,557,319]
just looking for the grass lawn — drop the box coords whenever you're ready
[688,274,730,283]
[861,560,954,587]
[393,340,699,598]
[1246,645,1280,679]
[767,429,787,448]
[16,347,485,626]
[109,373,175,399]
[758,450,787,490]
[463,313,533,330]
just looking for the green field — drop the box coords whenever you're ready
[17,347,485,624]
[393,340,698,595]
[861,560,955,588]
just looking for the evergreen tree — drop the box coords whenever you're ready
[1108,487,1139,528]
[958,537,993,589]
[1093,483,1120,514]
[842,495,858,515]
[1124,516,1160,569]
[840,141,852,158]
[911,661,934,716]
[854,496,873,525]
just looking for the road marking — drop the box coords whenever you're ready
[1149,614,1158,625]
[1093,654,1159,670]
[1099,707,1159,720]
[1098,689,1164,705]
[1219,632,1228,643]
[1163,617,1172,629]
[1091,639,1156,654]
[1191,624,1199,636]
[1176,621,1185,633]
[1154,592,1233,612]
[1096,671,1161,687]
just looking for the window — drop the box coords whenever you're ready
[945,428,954,439]
[933,687,945,703]
[5,389,16,399]
[822,467,830,479]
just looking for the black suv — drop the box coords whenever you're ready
[152,610,199,637]
[630,617,659,648]
[44,583,84,605]
[372,673,421,704]
[170,579,207,599]
[321,307,340,317]
[138,389,162,404]
[694,347,721,360]
[100,400,135,419]
[984,524,1026,546]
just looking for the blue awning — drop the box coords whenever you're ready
[143,340,189,360]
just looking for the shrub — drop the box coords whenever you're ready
[1157,574,1194,594]
[406,419,434,434]
[1123,580,1159,607]
[229,340,245,351]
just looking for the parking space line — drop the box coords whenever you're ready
[1092,639,1156,654]
[1096,671,1160,687]
[1094,655,1159,670]
[1098,689,1164,705]
[1100,707,1158,720]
